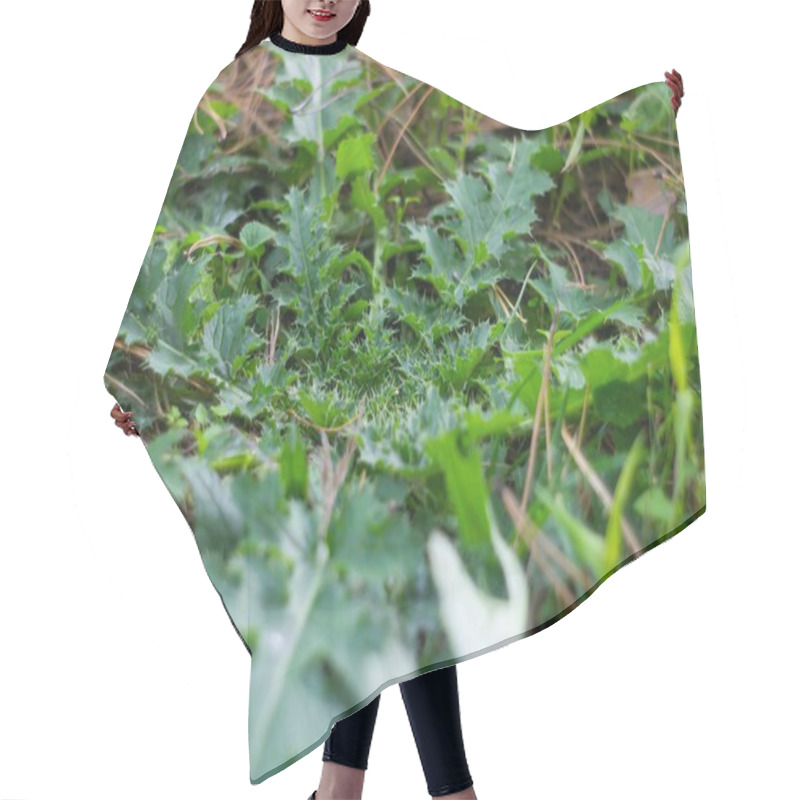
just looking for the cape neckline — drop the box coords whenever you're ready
[269,31,350,56]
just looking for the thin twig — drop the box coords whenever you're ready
[653,202,675,259]
[317,429,359,544]
[377,85,438,191]
[265,307,280,365]
[521,315,557,510]
[588,136,680,181]
[560,424,642,554]
[103,372,147,407]
[501,486,577,606]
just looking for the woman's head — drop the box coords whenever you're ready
[236,0,371,59]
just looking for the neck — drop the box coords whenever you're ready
[270,30,349,56]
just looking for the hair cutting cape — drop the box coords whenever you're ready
[103,36,706,785]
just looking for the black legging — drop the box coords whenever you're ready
[323,664,474,797]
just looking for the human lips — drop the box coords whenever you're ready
[308,8,336,21]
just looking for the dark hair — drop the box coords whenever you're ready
[236,1,371,60]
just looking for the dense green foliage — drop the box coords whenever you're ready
[104,48,704,774]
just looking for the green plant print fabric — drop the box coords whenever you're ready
[103,37,706,785]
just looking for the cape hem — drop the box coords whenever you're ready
[248,502,707,785]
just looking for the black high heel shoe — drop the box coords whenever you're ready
[307,792,317,800]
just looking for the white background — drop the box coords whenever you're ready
[1,1,795,798]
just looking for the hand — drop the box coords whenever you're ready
[664,68,684,117]
[111,402,140,437]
